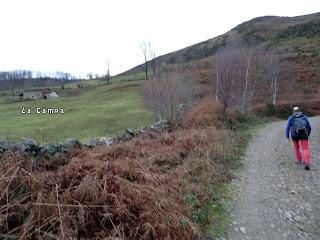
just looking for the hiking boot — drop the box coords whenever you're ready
[305,165,310,171]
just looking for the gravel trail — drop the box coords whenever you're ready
[228,117,320,240]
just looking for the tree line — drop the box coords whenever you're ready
[142,39,297,123]
[0,69,78,81]
[210,41,295,113]
[0,70,81,90]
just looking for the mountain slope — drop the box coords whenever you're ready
[118,12,320,89]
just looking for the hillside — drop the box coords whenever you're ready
[0,99,256,239]
[118,12,320,94]
[0,81,153,142]
[1,11,320,240]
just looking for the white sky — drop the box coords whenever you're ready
[0,0,319,77]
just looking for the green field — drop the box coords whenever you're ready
[61,72,146,89]
[0,81,154,143]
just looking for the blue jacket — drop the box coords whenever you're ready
[285,112,311,139]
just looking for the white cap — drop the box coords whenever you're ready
[293,106,300,112]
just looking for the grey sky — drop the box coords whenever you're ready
[0,0,319,77]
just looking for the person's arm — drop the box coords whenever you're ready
[305,116,311,136]
[286,117,292,139]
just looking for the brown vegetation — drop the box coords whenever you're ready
[3,13,319,240]
[0,98,245,239]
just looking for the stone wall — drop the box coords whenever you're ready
[0,120,169,157]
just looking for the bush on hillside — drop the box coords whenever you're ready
[183,98,224,128]
[183,98,251,130]
[277,20,320,39]
[142,73,196,124]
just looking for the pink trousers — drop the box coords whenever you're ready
[292,140,311,165]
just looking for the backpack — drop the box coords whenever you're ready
[292,113,307,132]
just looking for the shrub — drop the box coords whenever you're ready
[183,98,224,128]
[277,20,320,39]
[142,73,196,123]
[264,103,277,116]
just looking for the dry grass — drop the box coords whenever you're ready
[0,99,243,239]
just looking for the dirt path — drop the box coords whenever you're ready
[228,117,320,240]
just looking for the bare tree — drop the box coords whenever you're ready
[87,73,93,80]
[140,42,148,80]
[288,72,296,108]
[106,60,110,85]
[142,71,195,123]
[210,42,283,113]
[262,49,281,106]
[215,60,219,103]
[241,48,253,113]
[281,62,296,108]
[149,42,156,77]
[240,45,268,113]
[211,46,245,111]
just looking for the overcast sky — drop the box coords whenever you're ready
[0,0,319,77]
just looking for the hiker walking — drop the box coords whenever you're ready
[286,106,311,170]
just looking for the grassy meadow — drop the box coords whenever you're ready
[61,72,147,89]
[0,80,154,143]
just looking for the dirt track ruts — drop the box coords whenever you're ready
[228,117,320,240]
